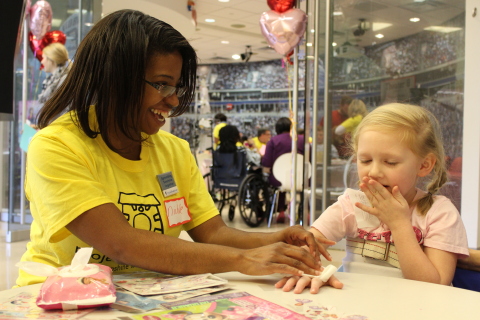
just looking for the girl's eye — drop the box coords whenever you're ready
[386,161,397,166]
[359,160,371,164]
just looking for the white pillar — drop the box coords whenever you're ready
[462,1,480,249]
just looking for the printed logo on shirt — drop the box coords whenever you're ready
[118,192,164,234]
[164,197,192,227]
[357,226,423,244]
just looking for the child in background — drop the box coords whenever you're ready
[334,99,368,136]
[277,103,469,293]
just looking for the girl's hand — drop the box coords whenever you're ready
[356,177,411,230]
[275,272,343,294]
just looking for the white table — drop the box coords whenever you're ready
[1,272,478,320]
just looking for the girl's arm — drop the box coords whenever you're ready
[387,222,457,284]
[357,179,457,284]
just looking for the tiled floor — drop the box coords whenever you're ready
[1,210,345,291]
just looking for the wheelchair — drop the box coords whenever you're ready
[203,148,248,222]
[237,167,272,227]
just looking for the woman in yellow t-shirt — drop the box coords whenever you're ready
[17,9,333,287]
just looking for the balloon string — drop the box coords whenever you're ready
[286,60,297,141]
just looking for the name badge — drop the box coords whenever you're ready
[157,172,179,197]
[164,197,192,227]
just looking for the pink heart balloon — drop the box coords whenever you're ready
[259,9,307,56]
[29,0,53,39]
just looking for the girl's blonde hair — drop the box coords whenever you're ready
[348,99,368,118]
[350,103,447,215]
[42,42,69,67]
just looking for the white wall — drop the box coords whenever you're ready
[462,1,480,249]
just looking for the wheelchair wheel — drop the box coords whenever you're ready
[238,173,270,227]
[203,172,216,201]
[228,204,235,221]
[217,189,226,213]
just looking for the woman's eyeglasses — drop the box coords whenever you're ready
[144,80,187,98]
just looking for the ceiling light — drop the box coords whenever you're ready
[424,26,462,33]
[205,18,215,23]
[375,34,384,38]
[333,11,343,16]
[306,43,312,47]
[310,29,315,33]
[221,40,229,44]
[218,0,230,2]
[232,54,241,60]
[332,42,337,47]
[410,17,420,22]
[372,22,391,32]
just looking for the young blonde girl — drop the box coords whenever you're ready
[277,103,469,294]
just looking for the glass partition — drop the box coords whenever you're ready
[5,0,101,242]
[313,0,465,218]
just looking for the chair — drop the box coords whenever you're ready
[452,249,480,292]
[210,148,248,221]
[305,155,356,207]
[452,267,480,292]
[268,153,312,227]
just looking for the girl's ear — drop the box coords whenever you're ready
[418,153,436,177]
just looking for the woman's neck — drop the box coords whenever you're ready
[111,142,139,160]
[109,131,142,160]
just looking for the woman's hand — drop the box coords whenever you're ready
[356,177,412,231]
[275,271,344,294]
[272,225,336,262]
[237,242,323,276]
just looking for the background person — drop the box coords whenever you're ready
[212,113,227,149]
[38,42,70,104]
[16,10,333,287]
[319,95,352,159]
[251,127,271,156]
[277,103,468,294]
[262,117,305,223]
[334,99,368,136]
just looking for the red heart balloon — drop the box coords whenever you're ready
[42,30,66,47]
[267,0,295,13]
[259,9,307,56]
[28,31,45,62]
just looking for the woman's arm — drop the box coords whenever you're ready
[275,228,343,294]
[67,204,326,277]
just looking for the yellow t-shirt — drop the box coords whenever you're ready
[17,109,218,286]
[340,114,363,133]
[251,137,265,151]
[212,122,227,149]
